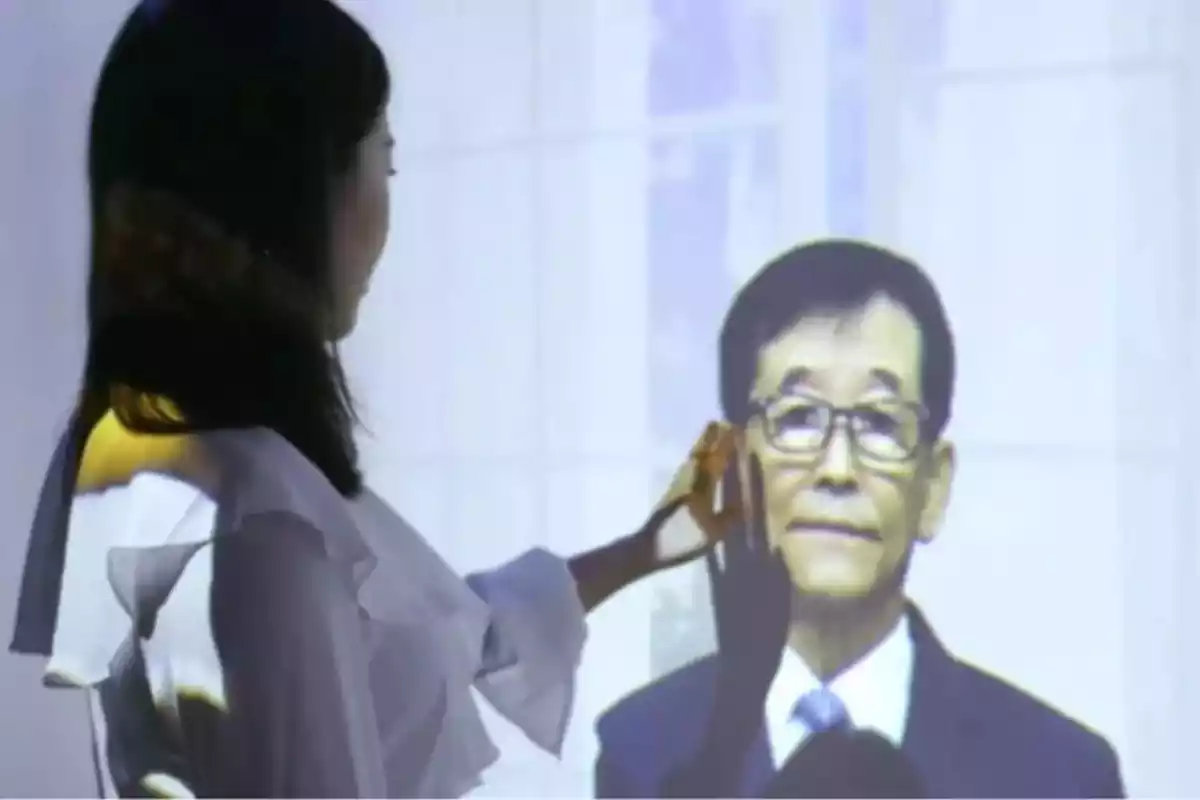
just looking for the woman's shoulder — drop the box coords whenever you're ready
[48,421,359,685]
[78,414,350,525]
[71,411,223,559]
[69,416,364,576]
[76,410,220,499]
[202,425,361,541]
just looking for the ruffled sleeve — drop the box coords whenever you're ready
[41,483,396,798]
[465,548,587,756]
[195,511,392,798]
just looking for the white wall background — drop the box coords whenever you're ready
[0,0,1194,796]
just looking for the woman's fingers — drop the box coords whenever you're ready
[689,421,722,461]
[718,433,743,531]
[683,422,738,539]
[690,422,730,496]
[745,453,769,551]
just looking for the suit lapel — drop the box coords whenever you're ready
[689,605,986,796]
[658,656,773,798]
[902,605,983,794]
[739,728,773,795]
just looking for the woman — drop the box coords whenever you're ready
[9,0,738,796]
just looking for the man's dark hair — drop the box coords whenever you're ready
[718,239,956,439]
[77,0,390,496]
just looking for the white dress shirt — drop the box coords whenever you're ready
[763,615,915,768]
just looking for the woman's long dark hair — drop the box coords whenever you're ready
[12,0,392,658]
[78,0,391,496]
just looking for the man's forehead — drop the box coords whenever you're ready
[752,298,923,398]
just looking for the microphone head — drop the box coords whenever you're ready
[763,729,927,798]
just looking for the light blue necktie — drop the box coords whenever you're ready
[792,687,852,732]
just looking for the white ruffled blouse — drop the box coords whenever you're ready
[42,426,587,798]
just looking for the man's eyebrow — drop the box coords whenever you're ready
[776,366,903,392]
[866,368,902,394]
[777,367,813,395]
[772,367,905,398]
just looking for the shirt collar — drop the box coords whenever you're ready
[765,613,915,745]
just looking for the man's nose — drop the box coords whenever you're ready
[813,423,858,491]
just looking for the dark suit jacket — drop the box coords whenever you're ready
[594,607,1125,798]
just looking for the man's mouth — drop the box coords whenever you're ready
[786,521,882,541]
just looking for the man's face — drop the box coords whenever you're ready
[744,295,954,603]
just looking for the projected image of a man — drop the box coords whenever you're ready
[595,240,1126,799]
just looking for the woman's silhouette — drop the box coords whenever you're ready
[9,0,737,795]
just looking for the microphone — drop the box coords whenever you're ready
[762,729,927,798]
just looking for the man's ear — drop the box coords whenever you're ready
[917,440,955,544]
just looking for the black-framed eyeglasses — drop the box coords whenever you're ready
[750,394,928,463]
